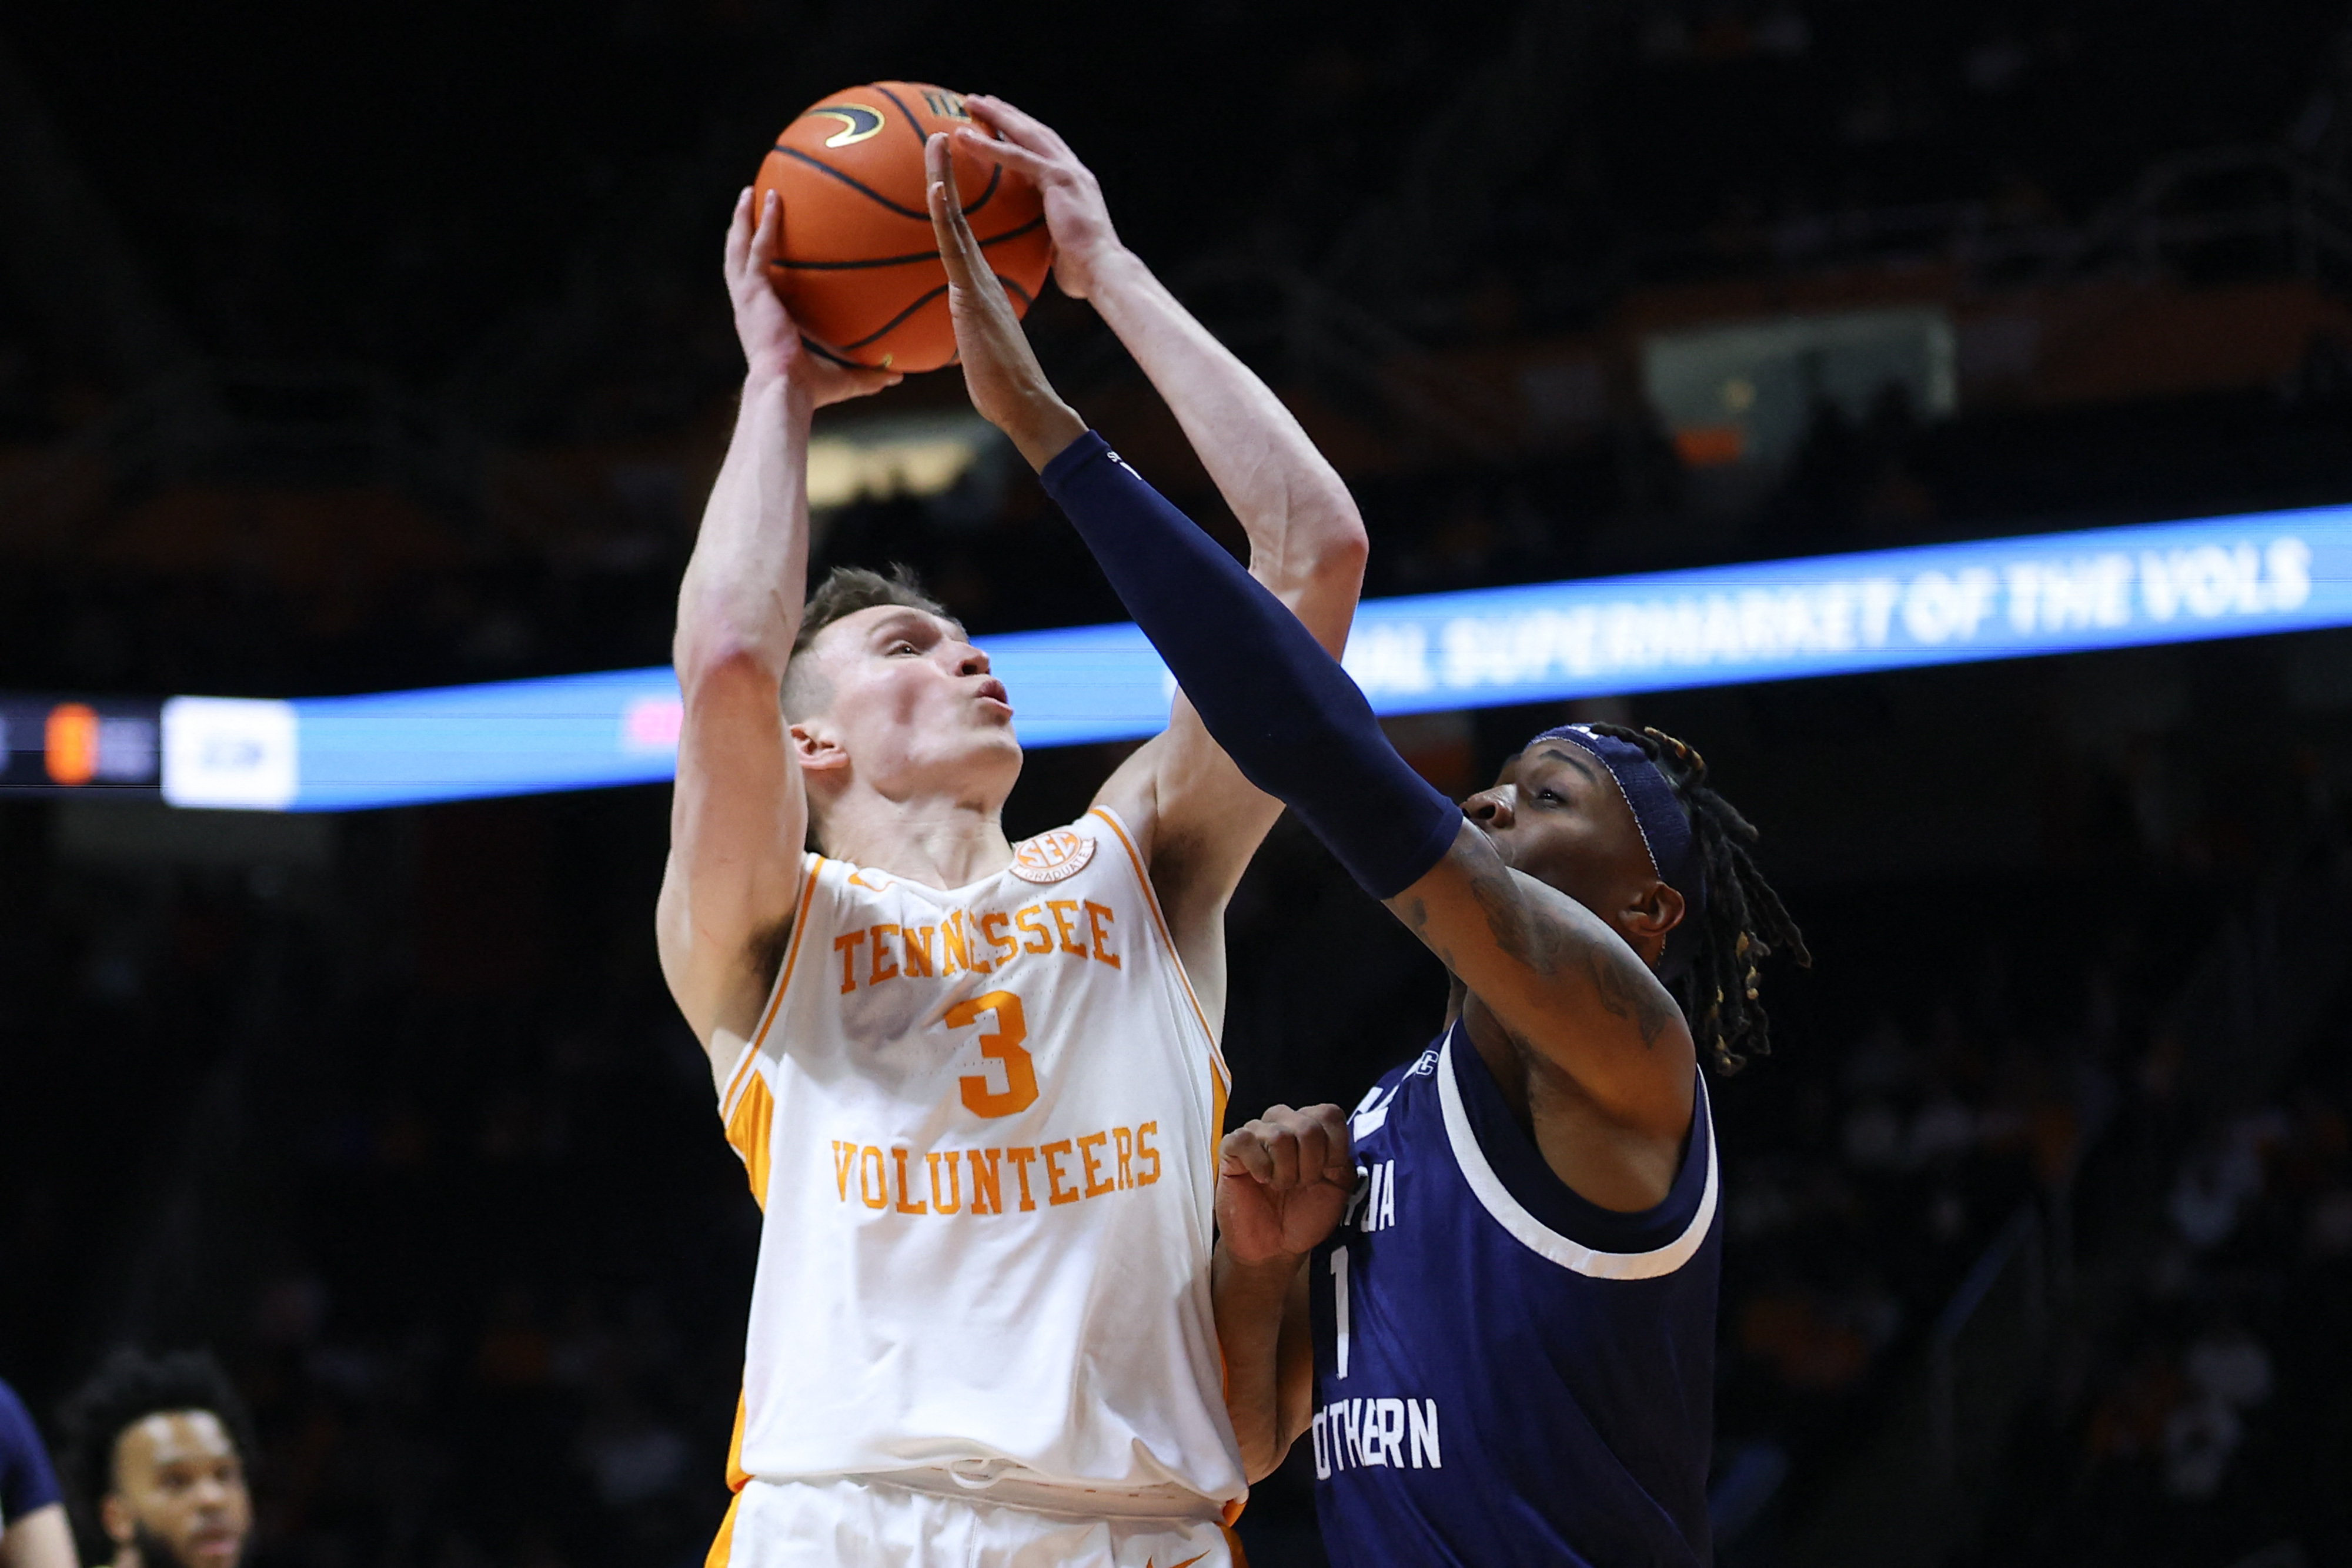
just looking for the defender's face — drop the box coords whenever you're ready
[802,604,1022,794]
[1462,744,1658,934]
[106,1410,250,1568]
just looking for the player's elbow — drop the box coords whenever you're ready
[676,635,784,703]
[1299,490,1369,579]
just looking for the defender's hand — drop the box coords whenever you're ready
[1217,1104,1357,1266]
[924,133,1086,469]
[955,95,1125,302]
[725,187,901,405]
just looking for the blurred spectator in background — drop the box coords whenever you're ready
[58,1353,252,1568]
[0,1376,75,1568]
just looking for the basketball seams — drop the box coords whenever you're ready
[834,284,948,351]
[873,83,930,155]
[758,81,1049,370]
[960,163,1003,218]
[769,144,931,222]
[767,213,1047,273]
[869,82,1006,216]
[821,271,1035,360]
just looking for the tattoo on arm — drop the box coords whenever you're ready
[1587,946,1679,1048]
[1416,833,1681,1048]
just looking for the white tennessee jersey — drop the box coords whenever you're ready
[716,807,1244,1508]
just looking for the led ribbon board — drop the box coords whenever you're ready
[152,503,2352,810]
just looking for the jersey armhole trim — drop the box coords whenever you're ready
[1087,805,1228,1083]
[720,853,823,1119]
[1436,1035,1717,1279]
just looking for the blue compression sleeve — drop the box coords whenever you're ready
[1040,431,1461,900]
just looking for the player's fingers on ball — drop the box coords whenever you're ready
[724,188,754,275]
[954,126,1049,180]
[753,189,784,256]
[965,93,1060,155]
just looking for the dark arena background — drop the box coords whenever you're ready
[6,3,2352,1565]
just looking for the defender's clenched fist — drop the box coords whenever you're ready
[1216,1104,1356,1266]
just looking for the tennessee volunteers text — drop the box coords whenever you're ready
[828,1123,1163,1216]
[832,901,1120,994]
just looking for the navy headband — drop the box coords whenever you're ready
[1529,725,1708,978]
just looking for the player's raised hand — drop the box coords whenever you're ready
[724,187,900,405]
[1217,1104,1357,1266]
[924,132,1087,469]
[956,95,1124,302]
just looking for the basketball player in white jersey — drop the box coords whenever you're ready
[658,95,1367,1566]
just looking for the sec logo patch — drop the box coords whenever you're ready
[1009,828,1095,884]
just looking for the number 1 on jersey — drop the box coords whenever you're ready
[1331,1246,1352,1379]
[947,989,1038,1118]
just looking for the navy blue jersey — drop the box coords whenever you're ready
[1309,1020,1720,1567]
[0,1377,61,1530]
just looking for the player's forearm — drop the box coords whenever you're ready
[673,372,816,687]
[1086,250,1365,650]
[1038,436,1460,900]
[1212,1245,1304,1482]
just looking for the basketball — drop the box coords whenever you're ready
[752,82,1052,373]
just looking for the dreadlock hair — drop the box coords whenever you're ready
[57,1348,257,1556]
[1582,722,1811,1075]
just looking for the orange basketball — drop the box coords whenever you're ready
[753,82,1051,373]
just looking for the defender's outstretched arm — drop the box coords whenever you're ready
[926,154,1693,1140]
[657,189,895,1081]
[959,100,1368,975]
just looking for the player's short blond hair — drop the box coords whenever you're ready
[783,564,952,721]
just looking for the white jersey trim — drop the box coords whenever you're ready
[1436,1034,1717,1280]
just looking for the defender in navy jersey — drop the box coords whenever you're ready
[923,163,1809,1566]
[1302,1019,1718,1564]
[1208,727,1802,1568]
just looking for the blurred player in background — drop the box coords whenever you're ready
[928,128,1808,1567]
[0,1376,75,1568]
[58,1351,252,1568]
[658,95,1367,1565]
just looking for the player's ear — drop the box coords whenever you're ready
[1624,880,1686,957]
[101,1489,137,1547]
[790,717,850,774]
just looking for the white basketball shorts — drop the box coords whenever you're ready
[709,1472,1240,1568]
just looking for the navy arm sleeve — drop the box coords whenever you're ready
[1040,431,1461,900]
[0,1378,62,1527]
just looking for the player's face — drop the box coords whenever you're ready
[104,1410,250,1568]
[1462,745,1670,957]
[801,604,1022,799]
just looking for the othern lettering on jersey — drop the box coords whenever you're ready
[831,902,1121,994]
[827,1122,1162,1216]
[1311,1396,1442,1479]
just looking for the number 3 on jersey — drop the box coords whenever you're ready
[947,990,1037,1117]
